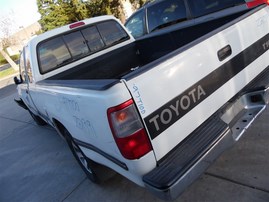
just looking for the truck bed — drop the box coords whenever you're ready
[45,8,251,84]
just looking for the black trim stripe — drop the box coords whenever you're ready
[37,79,119,91]
[144,33,269,140]
[73,138,128,170]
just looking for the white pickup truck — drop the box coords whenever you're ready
[14,1,269,200]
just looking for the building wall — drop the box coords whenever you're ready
[7,22,41,56]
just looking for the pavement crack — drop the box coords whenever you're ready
[0,115,54,131]
[61,177,88,201]
[205,172,269,194]
[0,115,32,125]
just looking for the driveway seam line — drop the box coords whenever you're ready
[0,115,54,131]
[61,177,88,201]
[205,172,269,194]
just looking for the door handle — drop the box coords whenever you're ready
[218,45,232,61]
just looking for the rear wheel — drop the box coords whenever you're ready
[64,130,115,183]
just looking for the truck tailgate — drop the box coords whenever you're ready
[123,6,269,161]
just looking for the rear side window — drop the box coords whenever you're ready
[37,20,129,74]
[147,0,187,32]
[188,0,246,17]
[81,26,105,52]
[38,37,71,74]
[97,21,129,46]
[63,31,89,58]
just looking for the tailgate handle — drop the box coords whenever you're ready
[218,45,232,61]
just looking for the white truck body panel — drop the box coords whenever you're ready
[26,81,157,185]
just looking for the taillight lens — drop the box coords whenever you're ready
[108,99,152,160]
[246,0,269,8]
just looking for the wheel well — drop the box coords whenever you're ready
[53,119,68,139]
[53,119,116,179]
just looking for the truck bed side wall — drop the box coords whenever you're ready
[48,43,141,80]
[136,10,250,64]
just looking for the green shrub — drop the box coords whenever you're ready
[0,68,17,79]
[0,54,6,65]
[0,58,7,65]
[11,54,20,61]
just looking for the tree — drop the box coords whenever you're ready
[0,12,19,71]
[37,0,91,31]
[118,0,146,22]
[87,0,146,23]
[131,0,146,9]
[87,0,111,17]
[37,0,147,32]
[0,12,16,48]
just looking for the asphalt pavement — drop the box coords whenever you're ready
[0,63,11,71]
[0,81,269,202]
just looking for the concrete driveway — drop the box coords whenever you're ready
[0,83,269,202]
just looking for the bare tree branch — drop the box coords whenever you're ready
[0,11,19,71]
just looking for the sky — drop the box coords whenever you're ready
[0,0,41,32]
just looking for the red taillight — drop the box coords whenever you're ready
[246,0,269,8]
[69,21,85,29]
[107,99,152,160]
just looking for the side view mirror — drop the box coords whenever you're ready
[14,75,23,85]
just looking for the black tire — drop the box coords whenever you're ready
[29,110,47,126]
[65,131,103,183]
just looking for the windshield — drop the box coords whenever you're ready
[125,10,145,38]
[147,0,187,33]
